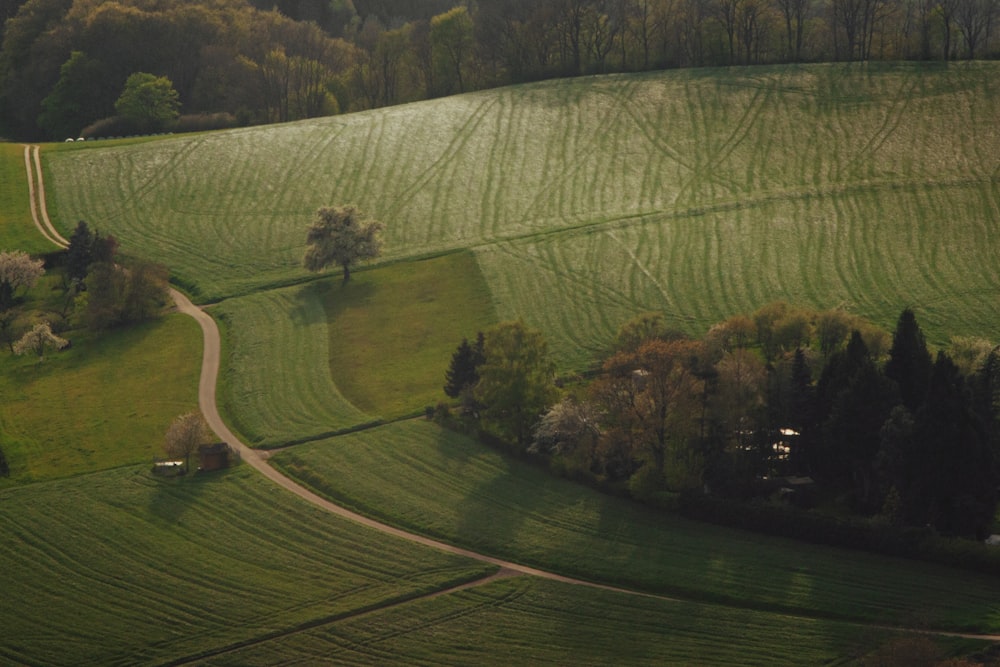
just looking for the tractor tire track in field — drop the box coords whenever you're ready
[23,145,68,248]
[22,146,1000,654]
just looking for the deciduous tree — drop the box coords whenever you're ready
[82,258,168,330]
[591,338,706,488]
[303,205,384,282]
[475,320,559,448]
[164,411,210,472]
[114,72,180,133]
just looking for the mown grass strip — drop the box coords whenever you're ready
[0,465,493,666]
[272,420,1000,633]
[212,283,369,447]
[203,577,989,666]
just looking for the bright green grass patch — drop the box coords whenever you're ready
[272,420,1000,633]
[325,252,496,418]
[0,465,492,666]
[0,313,201,484]
[200,576,986,666]
[0,143,57,253]
[43,63,1000,369]
[213,253,494,447]
[213,283,370,447]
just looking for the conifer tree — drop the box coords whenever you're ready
[444,332,485,398]
[884,309,932,412]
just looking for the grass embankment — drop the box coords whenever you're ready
[215,252,494,447]
[44,63,1000,369]
[273,420,1000,634]
[0,465,493,666]
[201,576,987,666]
[325,252,496,417]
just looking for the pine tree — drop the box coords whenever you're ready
[884,309,932,412]
[65,220,94,285]
[444,332,484,398]
[909,352,996,538]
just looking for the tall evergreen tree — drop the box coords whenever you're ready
[908,352,996,538]
[443,332,484,398]
[884,309,932,412]
[65,220,94,285]
[812,332,899,510]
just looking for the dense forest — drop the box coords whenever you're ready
[444,306,1000,543]
[1,0,998,140]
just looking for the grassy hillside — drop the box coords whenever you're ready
[273,420,1000,634]
[0,465,493,666]
[44,62,1000,368]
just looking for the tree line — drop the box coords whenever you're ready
[443,305,999,542]
[0,222,169,356]
[2,0,997,140]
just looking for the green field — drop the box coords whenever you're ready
[0,313,201,484]
[213,251,495,446]
[5,61,1000,665]
[0,144,56,254]
[213,283,369,447]
[197,577,971,666]
[273,420,1000,634]
[0,465,494,666]
[44,62,1000,368]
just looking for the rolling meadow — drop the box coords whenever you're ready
[3,62,1000,663]
[45,62,1000,369]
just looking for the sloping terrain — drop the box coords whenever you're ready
[46,62,1000,368]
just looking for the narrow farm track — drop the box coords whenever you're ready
[23,145,68,248]
[171,289,680,598]
[23,145,1000,652]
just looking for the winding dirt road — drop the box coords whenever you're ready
[170,285,674,597]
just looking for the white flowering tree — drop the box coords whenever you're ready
[13,322,68,360]
[303,206,384,283]
[0,251,45,311]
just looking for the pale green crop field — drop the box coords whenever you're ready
[273,420,1000,634]
[0,465,493,666]
[45,62,1000,369]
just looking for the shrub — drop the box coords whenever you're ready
[80,116,140,139]
[172,112,239,134]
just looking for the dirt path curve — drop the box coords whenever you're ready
[170,289,1000,646]
[23,145,68,249]
[169,287,671,599]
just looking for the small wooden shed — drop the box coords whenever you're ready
[198,442,231,472]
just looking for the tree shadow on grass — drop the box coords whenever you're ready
[436,428,530,555]
[289,279,336,326]
[147,465,221,523]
